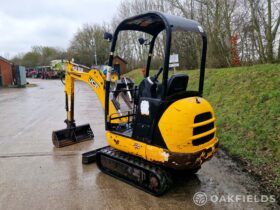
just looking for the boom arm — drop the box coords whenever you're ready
[64,63,124,128]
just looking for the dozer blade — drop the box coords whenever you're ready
[52,124,94,148]
[82,146,110,164]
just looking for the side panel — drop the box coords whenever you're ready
[131,97,167,148]
[106,132,146,158]
[132,98,161,143]
[106,131,169,163]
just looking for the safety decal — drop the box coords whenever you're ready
[140,100,149,116]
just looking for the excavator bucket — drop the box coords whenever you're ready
[52,124,94,148]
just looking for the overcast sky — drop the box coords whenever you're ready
[0,0,121,58]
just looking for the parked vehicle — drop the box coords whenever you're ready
[26,68,37,78]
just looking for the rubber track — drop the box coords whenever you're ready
[96,147,172,196]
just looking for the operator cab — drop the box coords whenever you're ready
[104,11,207,145]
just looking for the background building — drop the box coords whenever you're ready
[0,56,13,86]
[112,56,128,75]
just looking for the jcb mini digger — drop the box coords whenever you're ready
[52,11,218,195]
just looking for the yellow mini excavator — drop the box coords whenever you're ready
[52,11,219,195]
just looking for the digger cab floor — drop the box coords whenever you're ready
[111,126,133,138]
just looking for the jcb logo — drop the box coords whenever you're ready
[89,78,99,88]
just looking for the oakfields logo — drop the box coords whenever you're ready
[193,192,276,206]
[193,192,207,206]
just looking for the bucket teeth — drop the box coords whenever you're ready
[52,124,94,148]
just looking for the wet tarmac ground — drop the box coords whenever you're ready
[0,79,278,210]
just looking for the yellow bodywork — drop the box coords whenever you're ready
[158,97,218,153]
[106,97,218,167]
[106,131,169,163]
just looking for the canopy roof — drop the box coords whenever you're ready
[117,11,206,36]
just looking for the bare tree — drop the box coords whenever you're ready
[68,24,110,67]
[248,0,280,63]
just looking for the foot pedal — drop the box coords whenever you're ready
[82,146,110,164]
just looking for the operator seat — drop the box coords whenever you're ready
[138,77,157,99]
[166,74,188,97]
[137,74,188,101]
